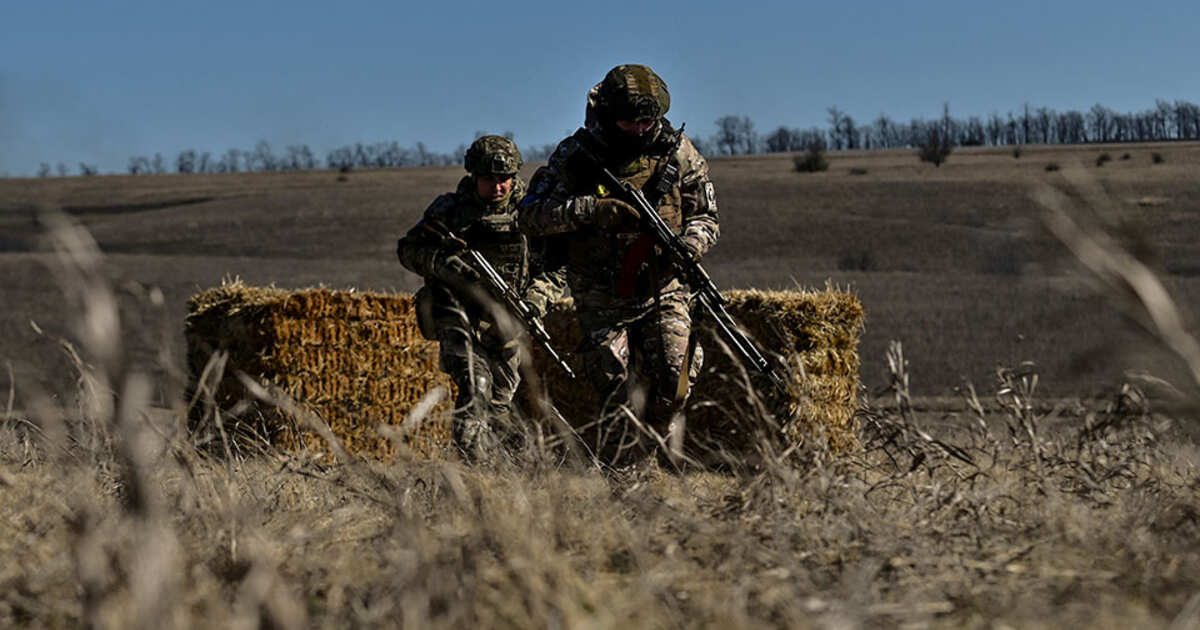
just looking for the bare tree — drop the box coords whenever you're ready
[295,145,316,170]
[1058,110,1086,144]
[1088,104,1114,143]
[873,114,897,148]
[986,113,1004,146]
[127,156,151,175]
[962,116,986,146]
[1176,100,1200,139]
[765,126,798,153]
[838,113,859,150]
[714,115,756,155]
[1154,99,1173,140]
[737,116,758,154]
[223,148,241,173]
[326,147,353,171]
[939,103,957,144]
[825,107,845,150]
[1005,113,1019,145]
[176,149,197,174]
[1035,107,1054,144]
[37,163,51,178]
[1021,103,1032,146]
[253,140,277,171]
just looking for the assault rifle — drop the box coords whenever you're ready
[587,157,790,395]
[422,220,576,380]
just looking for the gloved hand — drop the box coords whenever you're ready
[590,197,640,231]
[435,251,478,285]
[680,234,705,261]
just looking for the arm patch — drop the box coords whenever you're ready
[704,182,717,211]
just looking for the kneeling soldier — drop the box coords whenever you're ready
[397,135,564,460]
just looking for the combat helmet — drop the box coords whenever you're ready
[464,135,523,176]
[596,64,671,122]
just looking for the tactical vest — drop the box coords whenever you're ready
[564,126,683,296]
[440,177,530,289]
[460,208,528,289]
[416,182,530,342]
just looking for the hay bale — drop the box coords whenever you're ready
[185,281,453,459]
[532,287,864,459]
[187,282,863,461]
[701,289,863,455]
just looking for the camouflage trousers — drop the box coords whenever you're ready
[576,288,703,444]
[436,324,521,461]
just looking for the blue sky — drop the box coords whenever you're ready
[2,0,1196,175]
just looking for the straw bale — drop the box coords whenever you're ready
[709,288,864,455]
[187,281,863,463]
[529,287,864,458]
[723,289,865,351]
[186,280,453,459]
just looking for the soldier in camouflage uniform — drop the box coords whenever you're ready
[397,135,564,460]
[518,65,719,456]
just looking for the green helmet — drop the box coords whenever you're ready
[597,64,671,121]
[464,135,523,176]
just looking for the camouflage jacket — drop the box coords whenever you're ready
[518,104,719,311]
[397,176,565,332]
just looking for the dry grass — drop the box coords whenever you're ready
[8,413,1197,629]
[4,192,1200,628]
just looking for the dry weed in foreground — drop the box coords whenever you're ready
[1,212,1200,629]
[1034,169,1200,394]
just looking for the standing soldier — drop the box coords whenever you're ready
[397,135,563,460]
[518,64,719,459]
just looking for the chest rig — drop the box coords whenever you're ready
[566,124,684,297]
[455,203,528,290]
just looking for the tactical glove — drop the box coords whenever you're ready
[435,251,479,285]
[590,197,640,231]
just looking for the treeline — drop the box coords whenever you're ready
[695,99,1200,156]
[133,139,464,175]
[37,138,477,178]
[32,99,1200,176]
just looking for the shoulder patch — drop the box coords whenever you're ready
[523,167,555,203]
[704,182,717,210]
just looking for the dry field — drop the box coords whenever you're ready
[3,142,1200,398]
[2,142,1200,628]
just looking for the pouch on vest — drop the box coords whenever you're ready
[414,285,436,340]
